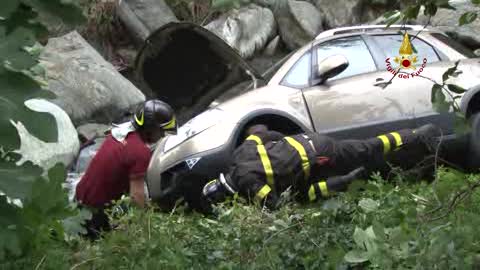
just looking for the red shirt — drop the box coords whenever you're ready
[75,132,151,208]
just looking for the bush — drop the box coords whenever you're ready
[3,167,480,269]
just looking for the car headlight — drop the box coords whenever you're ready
[163,108,225,152]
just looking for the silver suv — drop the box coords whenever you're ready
[137,24,480,209]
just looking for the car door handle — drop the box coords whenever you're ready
[373,78,391,88]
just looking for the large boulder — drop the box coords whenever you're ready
[10,99,80,171]
[39,31,145,126]
[204,4,276,59]
[370,1,480,51]
[275,0,323,50]
[117,0,178,42]
[418,1,480,50]
[76,123,111,143]
[312,0,395,28]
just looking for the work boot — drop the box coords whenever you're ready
[413,124,441,153]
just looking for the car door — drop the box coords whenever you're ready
[366,34,455,134]
[299,35,418,139]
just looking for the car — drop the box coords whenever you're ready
[136,23,480,210]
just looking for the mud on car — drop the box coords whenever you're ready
[135,23,480,210]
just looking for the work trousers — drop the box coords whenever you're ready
[308,128,427,179]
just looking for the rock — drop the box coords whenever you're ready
[371,1,480,51]
[117,0,178,42]
[475,49,480,57]
[276,0,322,50]
[74,138,105,174]
[313,0,396,28]
[263,35,282,56]
[10,99,80,171]
[421,1,480,50]
[76,123,111,142]
[205,4,276,59]
[39,31,145,126]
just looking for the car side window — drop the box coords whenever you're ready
[282,51,311,88]
[315,36,377,80]
[371,34,440,64]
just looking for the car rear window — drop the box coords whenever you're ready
[371,34,440,64]
[430,33,476,58]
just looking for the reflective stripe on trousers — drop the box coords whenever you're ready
[377,131,403,154]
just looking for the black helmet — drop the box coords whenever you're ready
[132,99,177,134]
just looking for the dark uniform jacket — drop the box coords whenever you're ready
[228,130,324,204]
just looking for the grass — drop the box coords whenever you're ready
[2,167,480,269]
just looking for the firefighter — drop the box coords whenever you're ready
[75,99,177,237]
[201,124,440,210]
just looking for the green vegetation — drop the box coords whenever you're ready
[1,0,480,268]
[0,0,87,261]
[2,168,480,269]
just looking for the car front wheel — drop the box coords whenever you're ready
[467,112,480,171]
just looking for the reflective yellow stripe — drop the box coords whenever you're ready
[163,116,176,129]
[246,135,275,187]
[308,185,316,202]
[319,181,329,197]
[284,137,311,180]
[390,132,403,148]
[257,145,274,187]
[256,185,271,201]
[135,110,144,126]
[246,135,262,145]
[206,179,217,186]
[377,135,390,154]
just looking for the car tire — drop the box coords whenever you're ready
[467,112,480,171]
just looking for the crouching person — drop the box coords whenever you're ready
[201,124,440,210]
[75,100,177,238]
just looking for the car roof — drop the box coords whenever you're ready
[315,25,437,40]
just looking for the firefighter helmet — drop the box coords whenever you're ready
[132,99,177,134]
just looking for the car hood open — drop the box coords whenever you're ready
[135,22,262,124]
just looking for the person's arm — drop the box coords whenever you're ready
[129,176,145,207]
[307,167,366,202]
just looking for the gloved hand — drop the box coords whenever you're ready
[201,173,237,205]
[326,166,366,192]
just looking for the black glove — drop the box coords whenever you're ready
[326,166,366,192]
[201,173,237,205]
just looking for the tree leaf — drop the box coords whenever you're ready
[432,90,450,113]
[459,12,478,26]
[359,198,379,213]
[0,26,37,70]
[431,84,443,103]
[0,0,20,19]
[20,0,86,26]
[442,61,460,82]
[0,160,42,200]
[0,69,57,151]
[473,0,480,5]
[0,196,24,259]
[344,250,369,263]
[424,2,438,17]
[447,84,467,94]
[405,4,421,20]
[3,5,49,39]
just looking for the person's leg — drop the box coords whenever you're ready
[82,206,111,240]
[312,124,440,175]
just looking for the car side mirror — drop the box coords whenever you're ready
[314,55,349,84]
